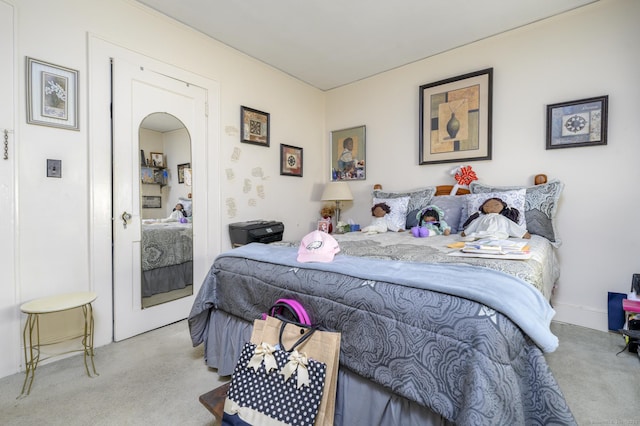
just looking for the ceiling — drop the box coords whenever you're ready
[135,0,597,91]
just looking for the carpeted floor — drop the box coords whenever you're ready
[0,319,637,425]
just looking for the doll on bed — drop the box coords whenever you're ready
[361,202,391,234]
[461,197,531,239]
[412,205,451,237]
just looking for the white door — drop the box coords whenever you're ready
[112,59,207,341]
[0,0,19,377]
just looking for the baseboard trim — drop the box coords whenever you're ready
[552,301,608,332]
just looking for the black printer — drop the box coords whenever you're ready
[228,220,284,247]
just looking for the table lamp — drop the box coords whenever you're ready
[321,181,353,225]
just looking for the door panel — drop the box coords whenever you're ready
[112,59,206,341]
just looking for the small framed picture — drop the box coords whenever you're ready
[142,195,162,209]
[317,220,331,233]
[546,95,608,149]
[280,144,303,177]
[150,152,164,167]
[241,106,270,147]
[177,163,191,183]
[26,57,79,130]
[330,125,366,181]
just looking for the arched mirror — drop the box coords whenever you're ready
[139,112,193,309]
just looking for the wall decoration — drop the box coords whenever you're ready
[177,163,190,183]
[546,95,608,149]
[26,57,79,130]
[280,144,303,177]
[150,152,164,167]
[330,125,366,181]
[241,106,270,147]
[142,196,161,209]
[141,167,155,184]
[419,68,493,165]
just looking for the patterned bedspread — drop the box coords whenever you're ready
[141,223,192,271]
[189,243,574,425]
[331,232,559,300]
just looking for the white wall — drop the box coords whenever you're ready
[325,0,640,331]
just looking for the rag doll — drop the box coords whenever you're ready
[411,205,451,237]
[361,202,390,234]
[461,197,530,239]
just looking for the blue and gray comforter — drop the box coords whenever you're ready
[189,243,575,425]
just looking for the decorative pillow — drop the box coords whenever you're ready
[372,187,436,228]
[372,196,410,232]
[469,180,564,245]
[178,197,192,217]
[463,189,527,229]
[372,187,436,214]
[429,195,469,234]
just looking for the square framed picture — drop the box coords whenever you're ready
[26,57,79,130]
[419,68,493,165]
[546,95,608,149]
[330,125,366,181]
[280,144,303,177]
[241,106,270,147]
[177,163,190,183]
[150,152,164,167]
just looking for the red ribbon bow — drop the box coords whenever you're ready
[455,166,478,186]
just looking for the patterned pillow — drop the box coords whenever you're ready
[429,195,469,233]
[372,196,410,232]
[469,180,564,246]
[372,187,436,228]
[464,189,527,228]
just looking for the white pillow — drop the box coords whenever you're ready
[372,196,410,232]
[178,197,192,217]
[463,189,526,227]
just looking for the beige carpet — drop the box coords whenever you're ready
[0,319,638,425]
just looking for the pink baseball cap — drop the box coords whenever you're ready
[297,230,340,263]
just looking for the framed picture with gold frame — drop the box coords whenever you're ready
[419,68,493,165]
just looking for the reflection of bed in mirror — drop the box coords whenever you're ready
[141,221,193,299]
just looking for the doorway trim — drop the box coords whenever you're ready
[88,35,221,345]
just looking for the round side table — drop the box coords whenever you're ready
[19,291,98,396]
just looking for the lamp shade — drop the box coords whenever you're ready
[321,181,353,201]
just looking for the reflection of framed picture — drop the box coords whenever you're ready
[177,163,190,183]
[241,106,270,147]
[26,57,79,130]
[419,68,492,165]
[142,196,162,209]
[546,95,608,149]
[150,152,164,167]
[330,125,366,181]
[280,144,303,177]
[141,167,154,184]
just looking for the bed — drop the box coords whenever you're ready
[189,178,575,425]
[141,221,193,297]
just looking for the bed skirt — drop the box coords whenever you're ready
[142,261,193,298]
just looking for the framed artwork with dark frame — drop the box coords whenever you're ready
[546,95,608,149]
[150,152,164,167]
[330,125,366,181]
[279,144,303,177]
[419,68,493,165]
[241,106,270,147]
[177,163,190,183]
[26,57,79,130]
[142,196,162,209]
